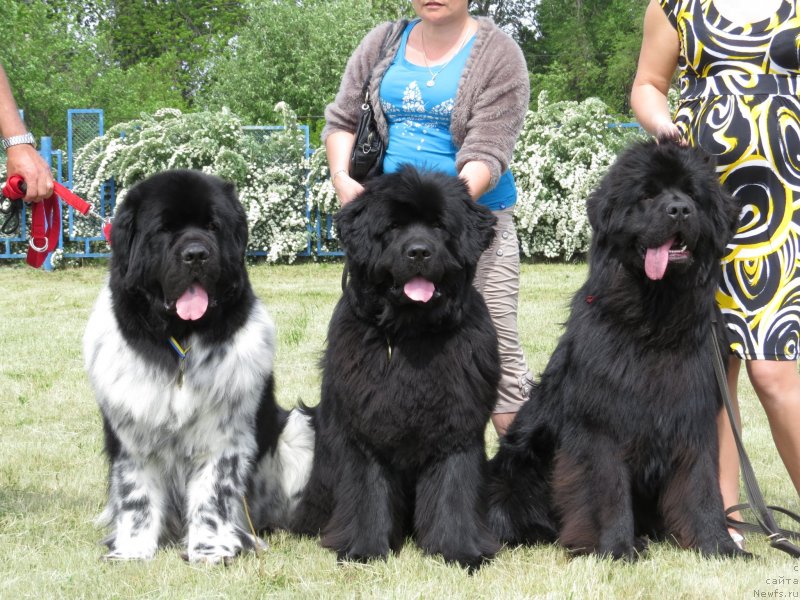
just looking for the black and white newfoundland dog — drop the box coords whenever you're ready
[291,166,501,570]
[83,170,313,563]
[488,140,748,559]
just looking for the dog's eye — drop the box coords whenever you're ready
[207,222,219,232]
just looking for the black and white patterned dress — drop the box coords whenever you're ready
[661,0,800,360]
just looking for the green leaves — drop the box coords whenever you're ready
[0,0,187,147]
[525,0,649,114]
[198,0,381,127]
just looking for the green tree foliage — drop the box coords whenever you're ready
[469,0,535,43]
[370,0,415,20]
[0,0,186,146]
[198,0,390,135]
[526,0,648,115]
[98,0,247,100]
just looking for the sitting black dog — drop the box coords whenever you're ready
[488,141,748,559]
[292,166,501,569]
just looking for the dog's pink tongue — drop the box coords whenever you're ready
[175,284,209,320]
[403,277,435,303]
[644,238,675,281]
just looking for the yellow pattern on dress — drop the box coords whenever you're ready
[660,0,800,359]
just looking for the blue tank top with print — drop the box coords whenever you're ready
[379,20,517,211]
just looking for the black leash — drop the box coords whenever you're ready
[709,313,800,557]
[1,195,21,235]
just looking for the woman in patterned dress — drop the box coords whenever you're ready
[323,1,532,435]
[631,0,800,547]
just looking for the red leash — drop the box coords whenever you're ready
[1,175,112,268]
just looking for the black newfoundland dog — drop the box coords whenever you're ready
[488,141,748,559]
[291,167,501,569]
[83,170,313,563]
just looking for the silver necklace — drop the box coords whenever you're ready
[420,25,471,88]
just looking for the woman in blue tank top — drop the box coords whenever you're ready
[324,0,531,436]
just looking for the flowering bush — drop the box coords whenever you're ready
[305,146,343,254]
[3,96,653,266]
[307,146,338,217]
[72,104,309,262]
[511,92,645,260]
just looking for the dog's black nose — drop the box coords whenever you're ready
[406,243,431,262]
[666,199,693,221]
[181,243,209,264]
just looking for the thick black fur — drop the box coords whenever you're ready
[291,166,501,569]
[488,141,749,559]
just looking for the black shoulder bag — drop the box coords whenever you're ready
[349,19,407,183]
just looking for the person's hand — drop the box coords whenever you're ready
[653,118,686,146]
[5,144,53,202]
[332,171,364,206]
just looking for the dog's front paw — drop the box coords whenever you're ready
[335,540,390,564]
[186,542,237,565]
[102,541,158,561]
[186,530,266,565]
[443,550,493,574]
[696,535,752,559]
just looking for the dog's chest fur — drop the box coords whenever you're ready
[84,284,276,457]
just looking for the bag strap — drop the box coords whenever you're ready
[361,19,409,103]
[709,312,800,558]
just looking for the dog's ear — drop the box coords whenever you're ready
[708,178,740,259]
[109,191,143,287]
[461,198,497,263]
[334,194,373,266]
[586,186,612,240]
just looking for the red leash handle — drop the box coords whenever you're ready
[2,174,27,200]
[1,174,112,267]
[2,175,91,213]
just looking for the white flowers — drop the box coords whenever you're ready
[2,96,649,266]
[71,106,309,263]
[511,93,645,259]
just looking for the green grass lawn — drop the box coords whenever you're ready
[0,262,798,599]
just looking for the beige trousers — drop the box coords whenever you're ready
[474,208,533,413]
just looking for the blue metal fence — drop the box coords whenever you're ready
[1,110,646,266]
[0,110,331,266]
[63,110,109,260]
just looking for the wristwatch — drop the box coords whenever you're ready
[1,132,36,150]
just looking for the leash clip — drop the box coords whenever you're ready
[28,236,48,252]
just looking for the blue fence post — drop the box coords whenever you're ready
[301,124,313,257]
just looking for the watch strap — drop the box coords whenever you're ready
[2,132,36,150]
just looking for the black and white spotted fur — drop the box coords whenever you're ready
[83,170,313,563]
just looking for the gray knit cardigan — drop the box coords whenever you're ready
[322,17,530,189]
